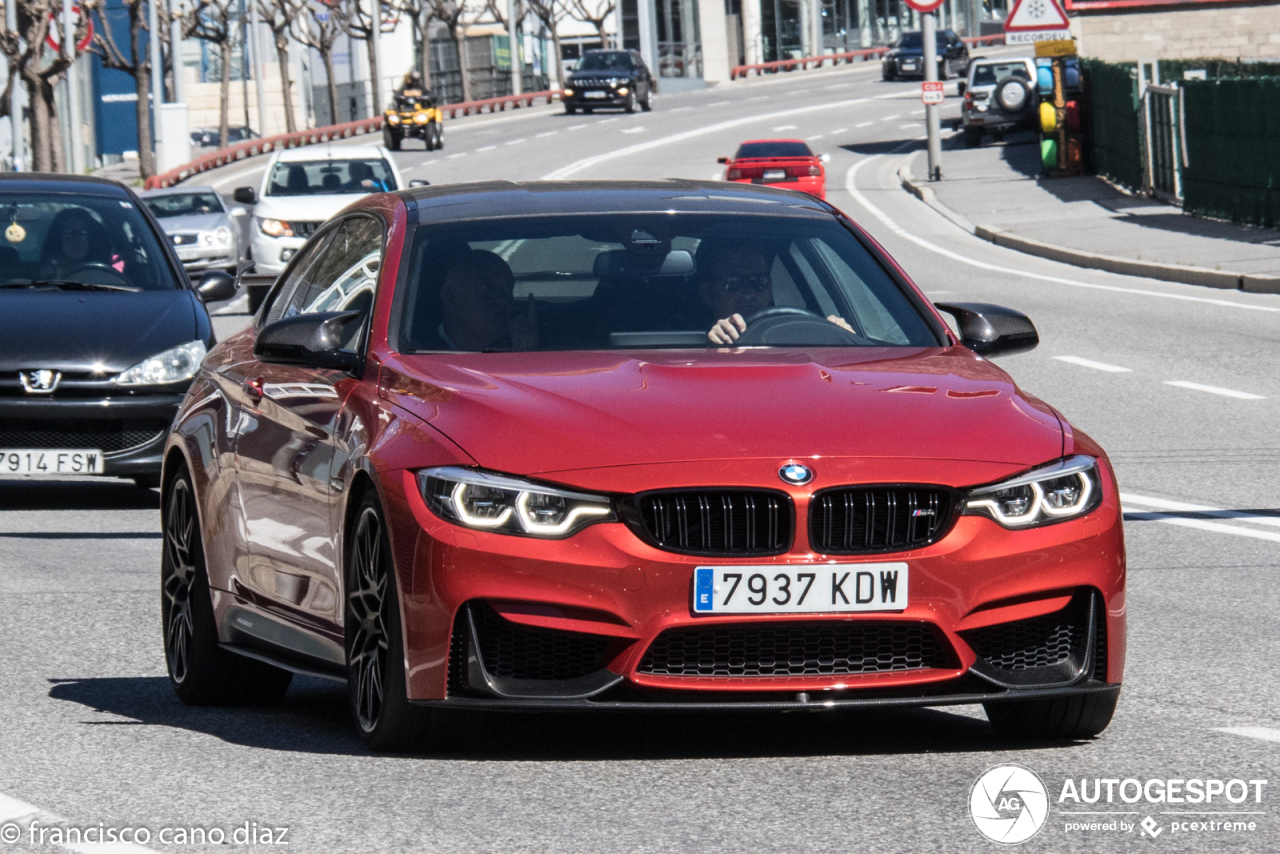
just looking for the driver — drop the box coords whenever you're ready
[349,161,390,192]
[39,209,112,280]
[434,249,538,351]
[698,242,854,345]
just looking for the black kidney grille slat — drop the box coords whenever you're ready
[638,490,790,556]
[638,622,947,677]
[811,487,952,554]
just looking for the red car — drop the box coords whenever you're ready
[161,180,1124,751]
[719,139,828,199]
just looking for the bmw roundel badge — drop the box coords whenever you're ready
[778,463,813,485]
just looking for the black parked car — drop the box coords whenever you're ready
[0,174,235,487]
[882,30,969,81]
[562,49,654,114]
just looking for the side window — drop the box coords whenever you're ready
[290,215,385,349]
[261,232,334,326]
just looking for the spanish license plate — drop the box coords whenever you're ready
[584,90,607,99]
[0,449,105,475]
[762,169,787,182]
[693,564,908,614]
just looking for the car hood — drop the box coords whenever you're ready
[155,212,230,234]
[0,289,200,373]
[254,194,366,223]
[889,48,945,57]
[380,348,1064,475]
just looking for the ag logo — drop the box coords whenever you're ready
[969,764,1049,844]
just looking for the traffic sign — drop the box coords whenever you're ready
[903,0,945,12]
[1004,0,1070,32]
[44,6,93,54]
[921,81,944,105]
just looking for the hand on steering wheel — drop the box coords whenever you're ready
[707,306,860,346]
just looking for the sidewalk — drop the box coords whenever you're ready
[900,138,1280,293]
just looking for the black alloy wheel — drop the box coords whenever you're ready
[641,87,653,111]
[162,469,292,705]
[345,492,429,751]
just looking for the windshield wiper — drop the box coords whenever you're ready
[0,280,141,292]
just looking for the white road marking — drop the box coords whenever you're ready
[447,152,467,158]
[881,114,901,121]
[709,170,725,180]
[567,123,588,130]
[0,791,161,852]
[1054,355,1132,373]
[899,124,918,130]
[505,138,526,145]
[842,156,1280,314]
[1164,380,1264,400]
[476,144,496,151]
[1214,726,1280,744]
[621,126,645,134]
[1121,494,1280,530]
[707,101,731,107]
[598,117,619,123]
[745,95,770,101]
[856,121,874,128]
[1122,511,1280,544]
[773,124,798,131]
[670,106,693,112]
[831,127,848,134]
[542,96,873,179]
[210,162,269,190]
[806,134,824,140]
[535,131,557,138]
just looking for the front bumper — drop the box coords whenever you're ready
[563,91,630,108]
[0,393,184,476]
[250,231,306,276]
[387,464,1127,707]
[176,246,237,273]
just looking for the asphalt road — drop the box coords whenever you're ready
[3,51,1280,853]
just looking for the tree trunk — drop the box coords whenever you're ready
[133,62,156,178]
[321,49,338,124]
[418,11,432,88]
[219,40,232,146]
[275,35,297,133]
[594,20,607,47]
[454,27,471,102]
[550,24,564,87]
[366,28,381,114]
[23,70,53,172]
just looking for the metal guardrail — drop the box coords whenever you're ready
[144,89,563,190]
[729,35,1007,81]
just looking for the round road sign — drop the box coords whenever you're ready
[45,6,93,54]
[903,0,945,12]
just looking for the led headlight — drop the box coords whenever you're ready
[419,467,615,538]
[385,111,401,124]
[964,455,1102,529]
[414,111,430,124]
[563,88,574,97]
[114,340,207,385]
[617,87,629,96]
[258,218,293,237]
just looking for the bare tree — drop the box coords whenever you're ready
[428,0,475,103]
[259,0,301,132]
[291,0,342,124]
[390,0,433,87]
[183,0,239,146]
[525,0,565,86]
[564,0,611,46]
[92,0,167,177]
[334,0,384,113]
[3,0,89,172]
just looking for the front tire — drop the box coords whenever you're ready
[564,104,577,115]
[624,90,637,113]
[345,492,427,752]
[162,470,292,705]
[964,127,982,148]
[984,690,1120,740]
[640,88,653,111]
[383,127,402,151]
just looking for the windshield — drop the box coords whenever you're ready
[0,192,180,290]
[972,62,1032,86]
[577,52,632,71]
[398,215,940,352]
[144,191,225,219]
[735,142,813,159]
[894,32,947,49]
[265,159,397,196]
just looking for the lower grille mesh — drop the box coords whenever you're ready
[638,622,947,677]
[962,596,1090,672]
[0,418,169,454]
[471,604,611,681]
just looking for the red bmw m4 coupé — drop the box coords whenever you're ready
[161,180,1124,751]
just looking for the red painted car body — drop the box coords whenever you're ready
[721,139,826,199]
[163,181,1124,746]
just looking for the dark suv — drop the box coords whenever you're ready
[0,174,235,487]
[563,50,654,114]
[882,30,969,81]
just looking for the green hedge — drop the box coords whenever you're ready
[1181,77,1280,228]
[1083,59,1143,192]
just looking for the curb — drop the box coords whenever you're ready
[897,166,1280,295]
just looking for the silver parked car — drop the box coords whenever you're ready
[959,57,1039,148]
[140,186,243,274]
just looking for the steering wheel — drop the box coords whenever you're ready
[733,306,861,347]
[68,262,135,288]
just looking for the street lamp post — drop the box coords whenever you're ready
[63,0,83,173]
[921,14,941,181]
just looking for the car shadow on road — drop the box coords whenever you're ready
[838,139,926,157]
[0,478,159,512]
[49,675,1090,760]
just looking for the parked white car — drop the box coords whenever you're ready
[234,145,404,276]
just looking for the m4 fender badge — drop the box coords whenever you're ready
[20,369,61,393]
[778,462,813,485]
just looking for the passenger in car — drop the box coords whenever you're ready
[699,242,854,344]
[429,249,539,351]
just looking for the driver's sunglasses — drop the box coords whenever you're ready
[717,274,771,294]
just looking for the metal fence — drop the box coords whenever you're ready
[1082,58,1143,192]
[1182,76,1280,230]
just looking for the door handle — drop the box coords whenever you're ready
[245,377,265,403]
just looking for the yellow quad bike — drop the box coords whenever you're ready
[383,90,444,151]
